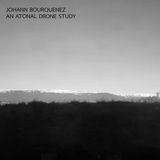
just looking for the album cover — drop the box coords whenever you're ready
[0,0,160,159]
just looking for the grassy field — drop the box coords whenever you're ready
[0,101,160,160]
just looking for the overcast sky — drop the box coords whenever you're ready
[0,0,160,95]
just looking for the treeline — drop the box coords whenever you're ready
[0,101,160,160]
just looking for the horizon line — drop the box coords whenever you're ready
[0,89,158,97]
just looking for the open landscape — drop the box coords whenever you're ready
[0,101,160,160]
[1,0,160,159]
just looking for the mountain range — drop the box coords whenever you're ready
[0,90,159,104]
[0,90,125,104]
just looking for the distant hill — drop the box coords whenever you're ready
[0,90,125,104]
[0,90,159,104]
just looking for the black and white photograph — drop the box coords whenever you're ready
[0,0,160,159]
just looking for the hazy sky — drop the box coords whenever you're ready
[0,0,160,95]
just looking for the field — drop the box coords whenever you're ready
[0,101,160,160]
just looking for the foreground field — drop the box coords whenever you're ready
[0,101,160,160]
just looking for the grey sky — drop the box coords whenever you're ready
[0,0,160,94]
